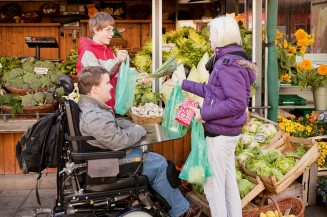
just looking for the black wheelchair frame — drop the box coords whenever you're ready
[32,75,179,217]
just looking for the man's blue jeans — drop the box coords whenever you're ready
[125,148,189,217]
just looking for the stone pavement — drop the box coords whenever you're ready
[1,174,327,217]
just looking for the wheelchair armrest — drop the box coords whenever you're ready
[71,150,126,161]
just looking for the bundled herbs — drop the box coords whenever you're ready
[0,93,23,117]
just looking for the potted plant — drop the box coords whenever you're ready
[275,28,315,84]
[297,59,327,110]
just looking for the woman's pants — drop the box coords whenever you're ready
[204,135,242,217]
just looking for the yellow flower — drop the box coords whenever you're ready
[297,39,306,47]
[305,38,315,46]
[295,29,308,41]
[317,64,327,76]
[300,60,313,70]
[283,39,288,48]
[276,29,282,40]
[300,46,306,54]
[289,46,296,53]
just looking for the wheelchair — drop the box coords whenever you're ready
[33,75,182,217]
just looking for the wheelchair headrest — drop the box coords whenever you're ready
[58,75,74,95]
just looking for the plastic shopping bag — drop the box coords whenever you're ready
[115,55,138,115]
[179,119,213,184]
[161,82,189,136]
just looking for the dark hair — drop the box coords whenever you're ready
[78,66,109,94]
[89,12,115,35]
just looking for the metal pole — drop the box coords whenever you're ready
[252,0,263,115]
[264,0,268,118]
[152,0,163,93]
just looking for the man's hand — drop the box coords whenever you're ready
[116,50,128,63]
[189,106,202,122]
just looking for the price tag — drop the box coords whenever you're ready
[253,133,267,142]
[34,67,48,74]
[0,63,2,68]
[162,43,175,52]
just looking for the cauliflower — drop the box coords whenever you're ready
[23,65,34,74]
[40,76,51,87]
[45,92,54,104]
[187,166,205,184]
[9,68,24,79]
[33,92,45,105]
[7,77,24,89]
[30,79,42,89]
[22,94,36,108]
[22,73,36,84]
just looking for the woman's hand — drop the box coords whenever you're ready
[116,50,128,63]
[189,106,202,122]
[137,72,153,84]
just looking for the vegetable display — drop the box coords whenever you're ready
[148,55,181,78]
[61,47,78,75]
[130,102,163,118]
[2,57,64,90]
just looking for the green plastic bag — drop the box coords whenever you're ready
[161,82,188,136]
[115,55,138,115]
[179,119,213,184]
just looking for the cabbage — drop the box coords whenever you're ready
[236,169,243,181]
[133,53,152,73]
[274,156,295,174]
[172,63,186,83]
[237,179,254,198]
[188,166,205,184]
[187,65,199,82]
[197,52,210,83]
[242,122,260,134]
[160,79,175,103]
[257,124,278,142]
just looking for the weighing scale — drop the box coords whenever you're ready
[25,36,58,60]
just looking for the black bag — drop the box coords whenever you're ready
[16,109,66,174]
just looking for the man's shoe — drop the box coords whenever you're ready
[179,204,202,217]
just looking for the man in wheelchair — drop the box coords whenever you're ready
[65,66,201,217]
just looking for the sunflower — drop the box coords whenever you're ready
[295,29,308,41]
[288,46,296,53]
[305,38,315,46]
[300,59,313,70]
[276,29,283,40]
[297,39,306,47]
[283,39,288,48]
[300,46,306,54]
[317,64,327,76]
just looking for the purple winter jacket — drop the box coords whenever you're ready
[182,44,256,136]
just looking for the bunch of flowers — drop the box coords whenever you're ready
[278,113,327,138]
[318,142,327,168]
[296,59,327,91]
[275,28,315,83]
[317,176,327,205]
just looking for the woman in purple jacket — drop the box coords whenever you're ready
[179,16,256,217]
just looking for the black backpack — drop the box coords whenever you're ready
[16,109,66,174]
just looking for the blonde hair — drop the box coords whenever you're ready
[208,16,242,48]
[89,12,115,35]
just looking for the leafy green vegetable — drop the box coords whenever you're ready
[237,179,254,198]
[0,94,23,117]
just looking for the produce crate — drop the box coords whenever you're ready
[318,167,327,177]
[186,191,211,217]
[247,113,285,150]
[241,136,320,195]
[279,95,307,106]
[258,181,303,203]
[186,176,265,216]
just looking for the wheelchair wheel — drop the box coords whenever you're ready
[116,208,154,217]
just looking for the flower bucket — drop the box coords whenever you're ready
[313,87,327,111]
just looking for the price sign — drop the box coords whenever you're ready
[162,43,175,52]
[0,63,2,68]
[34,67,48,75]
[253,133,267,143]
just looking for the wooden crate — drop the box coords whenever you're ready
[241,136,320,195]
[186,191,211,217]
[241,176,265,208]
[186,175,264,216]
[258,181,303,202]
[318,167,327,177]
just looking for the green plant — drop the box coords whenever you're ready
[275,28,314,83]
[296,60,327,91]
